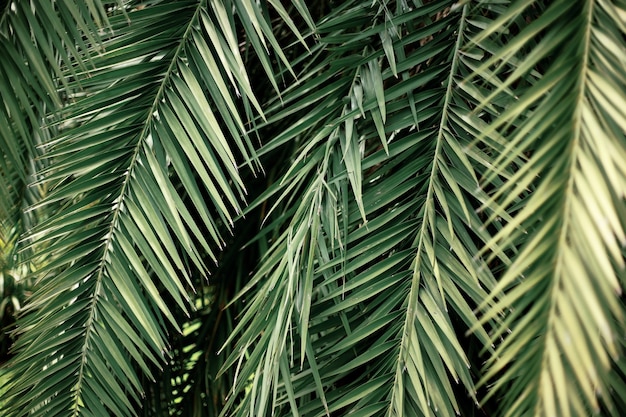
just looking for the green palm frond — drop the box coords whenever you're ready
[469,0,626,415]
[221,2,504,416]
[0,0,112,389]
[0,0,109,221]
[2,1,307,415]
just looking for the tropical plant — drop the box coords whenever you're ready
[1,0,625,416]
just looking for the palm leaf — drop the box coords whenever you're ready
[469,0,626,415]
[220,2,502,416]
[2,1,307,415]
[0,0,111,385]
[2,0,625,416]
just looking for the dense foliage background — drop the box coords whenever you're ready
[1,0,626,416]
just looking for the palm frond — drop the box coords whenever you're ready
[2,1,307,415]
[470,0,626,415]
[2,0,626,416]
[0,0,109,229]
[0,0,111,382]
[221,2,502,416]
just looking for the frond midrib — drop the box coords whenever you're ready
[69,1,206,413]
[534,1,594,415]
[388,4,469,414]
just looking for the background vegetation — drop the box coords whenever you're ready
[1,0,625,416]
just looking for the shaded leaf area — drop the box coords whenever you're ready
[1,0,308,416]
[133,209,267,416]
[0,0,108,232]
[0,0,111,377]
[470,0,626,416]
[222,2,506,416]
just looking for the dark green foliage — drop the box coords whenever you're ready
[1,1,625,416]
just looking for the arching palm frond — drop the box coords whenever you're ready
[0,0,111,391]
[2,1,308,415]
[220,2,507,416]
[469,0,626,415]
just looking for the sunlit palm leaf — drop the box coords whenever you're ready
[471,0,626,415]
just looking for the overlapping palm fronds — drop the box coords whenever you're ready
[220,2,502,416]
[0,0,625,416]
